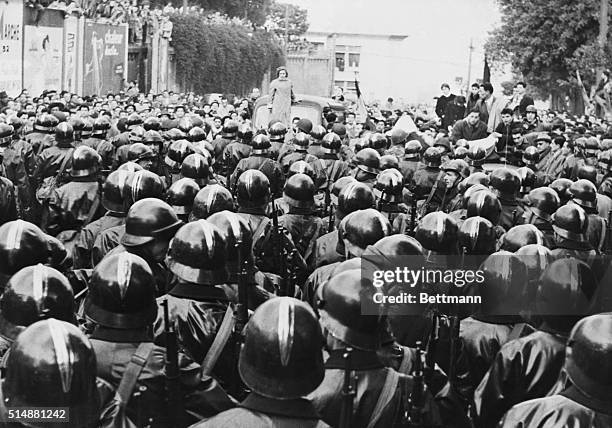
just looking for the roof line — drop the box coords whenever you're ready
[307,31,409,40]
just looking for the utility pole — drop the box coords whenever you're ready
[466,38,474,95]
[284,3,289,53]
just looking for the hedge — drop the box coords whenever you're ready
[170,13,284,95]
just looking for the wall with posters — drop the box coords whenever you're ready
[63,16,80,94]
[82,21,127,96]
[0,0,23,97]
[23,8,64,95]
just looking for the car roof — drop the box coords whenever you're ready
[254,94,345,110]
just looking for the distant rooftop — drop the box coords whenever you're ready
[307,30,409,41]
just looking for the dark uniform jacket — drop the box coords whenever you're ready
[73,212,125,269]
[313,230,344,270]
[33,145,74,185]
[279,211,324,271]
[498,197,525,231]
[222,141,251,177]
[47,179,101,235]
[230,155,284,197]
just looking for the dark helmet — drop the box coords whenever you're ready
[434,136,451,152]
[458,216,496,255]
[331,123,347,137]
[127,143,155,163]
[466,189,502,225]
[0,264,75,340]
[515,244,554,291]
[167,177,199,217]
[500,224,544,252]
[284,173,315,208]
[552,204,588,242]
[268,121,287,141]
[337,181,375,218]
[55,122,74,142]
[34,113,59,133]
[490,167,521,197]
[374,169,403,203]
[423,146,442,167]
[332,176,357,199]
[442,159,467,177]
[293,132,310,151]
[102,170,131,213]
[92,116,110,136]
[453,146,469,160]
[404,140,422,159]
[126,112,143,128]
[564,313,612,397]
[369,133,388,151]
[322,132,342,153]
[123,170,165,206]
[180,153,209,187]
[237,124,253,143]
[390,128,408,146]
[121,198,182,247]
[467,145,486,166]
[240,297,324,399]
[584,136,600,156]
[380,155,400,171]
[188,126,207,142]
[236,170,270,208]
[318,269,384,350]
[570,179,597,210]
[516,166,535,193]
[2,319,99,427]
[0,123,14,145]
[165,139,194,169]
[166,220,227,285]
[165,128,186,141]
[416,211,459,253]
[525,187,560,221]
[129,125,146,143]
[522,146,539,167]
[598,150,612,171]
[310,125,327,141]
[0,220,51,275]
[550,178,574,205]
[191,185,234,220]
[296,118,313,134]
[287,160,316,182]
[536,258,597,331]
[340,209,392,250]
[143,116,161,131]
[117,161,144,173]
[251,134,271,154]
[478,252,529,316]
[355,148,381,175]
[178,117,193,133]
[85,252,157,329]
[364,234,423,258]
[70,146,100,177]
[207,211,253,274]
[70,116,84,135]
[577,165,598,184]
[461,171,490,191]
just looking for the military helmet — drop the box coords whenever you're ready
[390,128,408,146]
[166,220,227,285]
[458,216,496,255]
[127,143,155,163]
[34,113,59,133]
[550,178,574,205]
[467,145,486,166]
[237,124,253,143]
[2,319,99,427]
[117,161,144,173]
[121,198,183,247]
[374,169,403,203]
[565,313,612,397]
[0,123,14,145]
[552,204,588,242]
[129,126,146,143]
[466,189,502,225]
[577,165,598,184]
[522,146,539,167]
[236,170,270,208]
[191,184,234,220]
[516,167,535,193]
[287,160,316,182]
[1,264,75,340]
[251,133,271,154]
[126,113,143,129]
[188,126,207,143]
[268,121,287,141]
[500,224,544,252]
[165,139,194,169]
[0,220,51,275]
[239,297,324,399]
[525,187,560,221]
[380,155,400,171]
[355,148,381,175]
[81,118,94,138]
[369,133,388,151]
[322,132,341,153]
[122,170,165,206]
[293,132,310,152]
[415,211,459,253]
[490,167,521,197]
[102,170,131,213]
[452,146,469,160]
[167,178,199,217]
[478,251,529,316]
[207,211,253,274]
[221,120,239,138]
[515,244,554,292]
[460,171,490,192]
[310,125,327,141]
[70,116,84,136]
[143,116,161,131]
[337,181,375,219]
[85,252,157,329]
[181,153,209,187]
[92,116,110,136]
[283,173,315,209]
[569,179,597,210]
[598,150,612,171]
[365,234,424,257]
[423,146,442,167]
[55,122,74,142]
[340,209,392,250]
[404,140,422,159]
[165,128,186,141]
[318,269,384,350]
[177,117,194,134]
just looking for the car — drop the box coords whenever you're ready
[252,94,346,129]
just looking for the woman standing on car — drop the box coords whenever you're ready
[269,66,295,126]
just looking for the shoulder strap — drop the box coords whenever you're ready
[507,322,526,342]
[398,346,412,375]
[598,216,607,253]
[329,159,342,185]
[57,148,74,178]
[251,217,271,249]
[200,305,234,376]
[366,368,400,428]
[115,342,155,407]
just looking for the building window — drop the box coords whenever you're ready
[348,53,360,69]
[335,53,345,72]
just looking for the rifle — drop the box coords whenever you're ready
[448,315,460,387]
[272,202,286,295]
[425,310,440,385]
[409,190,418,236]
[338,347,356,428]
[328,202,335,233]
[162,298,182,427]
[286,248,298,298]
[405,341,426,426]
[231,238,249,399]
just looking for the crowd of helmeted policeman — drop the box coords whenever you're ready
[0,90,611,428]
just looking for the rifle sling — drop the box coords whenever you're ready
[366,368,399,428]
[116,342,155,407]
[201,305,234,376]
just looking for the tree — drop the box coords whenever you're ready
[150,0,272,26]
[266,1,309,40]
[485,0,607,114]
